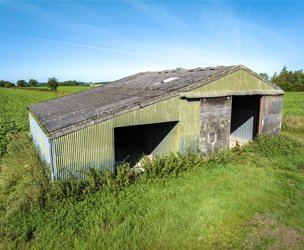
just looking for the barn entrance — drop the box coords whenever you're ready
[114,121,178,167]
[230,95,260,146]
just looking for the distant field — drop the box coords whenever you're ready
[58,85,93,93]
[283,92,304,116]
[0,86,92,156]
[282,92,304,138]
[36,85,93,93]
[0,88,60,156]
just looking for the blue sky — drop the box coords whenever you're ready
[1,0,303,82]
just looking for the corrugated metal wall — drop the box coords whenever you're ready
[29,113,52,165]
[230,109,257,140]
[53,96,200,179]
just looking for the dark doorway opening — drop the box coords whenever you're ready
[114,121,178,167]
[230,95,260,142]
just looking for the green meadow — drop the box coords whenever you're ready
[0,89,303,249]
[36,85,93,93]
[0,86,93,156]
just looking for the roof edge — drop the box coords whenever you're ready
[180,90,284,99]
[28,110,51,137]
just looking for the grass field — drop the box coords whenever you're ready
[282,92,304,141]
[57,85,93,93]
[0,88,60,156]
[0,86,94,156]
[36,85,93,93]
[0,90,303,249]
[283,92,304,116]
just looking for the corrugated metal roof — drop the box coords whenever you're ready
[28,65,283,138]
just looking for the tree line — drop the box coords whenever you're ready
[0,78,86,91]
[0,79,39,88]
[260,66,304,91]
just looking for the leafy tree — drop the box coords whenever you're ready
[47,77,59,91]
[4,81,14,88]
[60,80,80,86]
[16,80,27,87]
[0,80,14,87]
[29,79,38,87]
[271,66,304,91]
[258,73,269,81]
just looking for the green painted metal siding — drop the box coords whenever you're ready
[190,69,275,96]
[53,96,200,179]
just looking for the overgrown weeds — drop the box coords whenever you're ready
[50,165,132,201]
[49,150,205,201]
[282,115,304,136]
[0,133,50,218]
[138,151,203,180]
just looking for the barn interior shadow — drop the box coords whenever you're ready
[114,121,178,167]
[230,95,260,141]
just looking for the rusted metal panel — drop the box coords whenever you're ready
[200,97,232,153]
[259,95,283,135]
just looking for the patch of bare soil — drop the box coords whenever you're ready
[242,214,304,250]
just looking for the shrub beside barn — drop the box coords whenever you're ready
[28,65,284,180]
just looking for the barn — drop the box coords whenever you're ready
[28,65,284,180]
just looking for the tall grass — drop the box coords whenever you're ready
[282,92,304,137]
[0,133,50,218]
[283,92,304,116]
[0,132,303,249]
